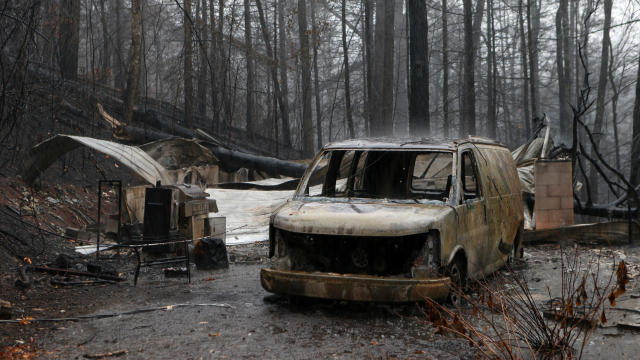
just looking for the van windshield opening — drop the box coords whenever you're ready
[298,150,453,201]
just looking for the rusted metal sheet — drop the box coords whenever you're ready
[261,268,450,302]
[324,136,503,151]
[262,137,524,301]
[22,135,171,185]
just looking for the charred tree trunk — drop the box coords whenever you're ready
[114,0,125,90]
[209,0,219,129]
[486,0,496,139]
[590,0,612,202]
[371,0,395,136]
[124,0,142,123]
[277,0,292,148]
[255,0,292,154]
[462,0,476,135]
[342,0,355,138]
[184,0,194,129]
[297,0,314,156]
[560,0,572,141]
[363,0,374,136]
[408,0,429,136]
[531,0,541,121]
[556,2,568,141]
[518,0,531,138]
[526,0,538,119]
[441,0,449,138]
[608,43,621,171]
[217,0,232,132]
[58,0,80,80]
[197,0,208,118]
[631,47,640,186]
[311,0,323,146]
[243,0,255,139]
[99,0,110,85]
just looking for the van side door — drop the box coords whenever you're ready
[453,147,490,278]
[472,147,509,272]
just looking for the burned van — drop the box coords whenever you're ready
[261,137,523,302]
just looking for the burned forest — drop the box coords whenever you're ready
[3,0,640,359]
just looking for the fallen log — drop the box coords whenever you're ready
[31,265,124,282]
[133,107,196,139]
[112,123,174,144]
[524,221,640,245]
[96,104,309,178]
[202,143,307,178]
[50,279,117,286]
[573,201,637,219]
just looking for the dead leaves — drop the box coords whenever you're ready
[616,261,629,293]
[0,344,38,359]
[608,291,617,307]
[600,309,607,324]
[424,301,466,338]
[606,261,629,309]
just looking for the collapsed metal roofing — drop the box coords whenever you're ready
[324,136,504,150]
[21,135,172,185]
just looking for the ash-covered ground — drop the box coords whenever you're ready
[1,239,639,359]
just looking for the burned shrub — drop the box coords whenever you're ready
[422,247,625,359]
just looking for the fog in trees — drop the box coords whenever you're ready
[3,0,640,205]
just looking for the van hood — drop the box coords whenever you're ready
[272,199,452,237]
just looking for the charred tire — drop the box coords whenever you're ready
[447,256,467,307]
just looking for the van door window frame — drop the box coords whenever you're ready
[460,150,482,202]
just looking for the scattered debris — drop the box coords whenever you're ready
[49,279,117,286]
[75,244,118,255]
[524,221,640,245]
[22,134,307,187]
[0,300,12,320]
[14,266,31,289]
[30,265,124,282]
[163,267,189,277]
[194,237,229,270]
[83,349,128,359]
[0,303,233,324]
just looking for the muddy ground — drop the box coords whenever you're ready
[1,240,639,359]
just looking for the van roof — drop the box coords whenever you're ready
[324,136,506,151]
